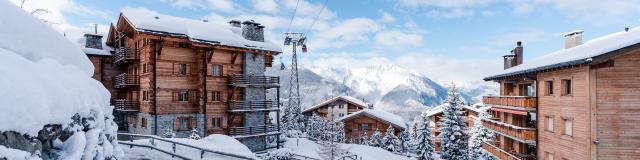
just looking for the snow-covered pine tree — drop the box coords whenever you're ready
[360,131,370,146]
[398,129,411,153]
[333,121,345,143]
[438,85,469,160]
[163,128,175,138]
[382,125,398,152]
[370,129,383,148]
[410,119,420,140]
[306,113,326,141]
[188,128,201,140]
[318,120,346,160]
[414,115,435,160]
[468,109,496,160]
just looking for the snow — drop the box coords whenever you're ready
[120,7,281,52]
[0,145,40,160]
[302,95,367,113]
[339,109,407,129]
[282,138,413,160]
[64,29,113,56]
[488,26,640,79]
[122,134,258,160]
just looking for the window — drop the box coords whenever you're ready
[361,123,369,131]
[547,152,554,160]
[339,105,344,109]
[178,63,186,75]
[179,90,189,102]
[212,65,222,76]
[562,79,572,96]
[142,63,147,73]
[212,91,222,102]
[178,42,191,48]
[546,116,554,132]
[180,118,189,130]
[212,117,222,129]
[141,118,147,128]
[142,91,148,101]
[339,113,344,117]
[563,118,573,136]
[545,81,554,95]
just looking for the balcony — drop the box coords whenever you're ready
[229,75,279,88]
[482,142,522,160]
[229,124,279,138]
[113,99,139,112]
[483,119,535,144]
[482,96,537,109]
[113,73,139,89]
[228,100,279,112]
[113,47,139,65]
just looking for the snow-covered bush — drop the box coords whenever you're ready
[370,129,383,148]
[188,128,201,140]
[382,126,398,152]
[264,148,294,160]
[360,132,370,146]
[438,86,469,160]
[163,128,176,138]
[0,1,122,159]
[468,109,496,160]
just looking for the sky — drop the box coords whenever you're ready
[10,0,640,84]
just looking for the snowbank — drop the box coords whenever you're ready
[0,1,122,159]
[0,145,40,160]
[282,138,413,160]
[124,134,258,159]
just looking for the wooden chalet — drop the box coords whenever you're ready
[302,96,368,121]
[338,109,406,144]
[97,8,282,151]
[483,28,640,160]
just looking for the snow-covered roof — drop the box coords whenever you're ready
[65,29,113,56]
[302,96,368,113]
[424,105,444,118]
[485,26,640,80]
[120,8,281,52]
[338,109,406,130]
[424,103,488,118]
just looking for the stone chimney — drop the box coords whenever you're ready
[241,20,264,42]
[503,41,523,69]
[563,30,583,49]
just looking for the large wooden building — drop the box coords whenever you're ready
[87,8,283,151]
[484,28,640,159]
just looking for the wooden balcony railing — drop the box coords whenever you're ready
[229,124,279,137]
[483,96,537,108]
[113,47,139,65]
[229,75,279,88]
[482,142,522,160]
[483,119,535,142]
[228,100,278,112]
[113,99,139,111]
[113,73,139,89]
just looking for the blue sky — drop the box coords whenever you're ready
[12,0,640,83]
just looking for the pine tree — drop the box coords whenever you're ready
[468,109,496,160]
[333,121,345,143]
[319,120,346,160]
[415,115,435,160]
[360,131,370,146]
[410,119,420,140]
[382,125,398,152]
[439,85,469,160]
[398,129,411,153]
[370,129,383,148]
[188,128,201,140]
[162,128,175,138]
[306,113,326,141]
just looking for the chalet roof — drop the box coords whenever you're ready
[338,109,406,130]
[120,8,281,53]
[302,96,368,114]
[485,26,640,81]
[424,103,490,118]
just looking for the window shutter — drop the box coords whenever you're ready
[207,64,212,76]
[189,117,196,130]
[173,63,177,74]
[186,63,192,75]
[172,91,178,102]
[173,118,179,131]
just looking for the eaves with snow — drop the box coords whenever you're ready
[485,27,640,80]
[302,95,368,113]
[339,109,407,130]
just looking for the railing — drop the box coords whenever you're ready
[117,133,257,160]
[113,47,139,64]
[482,96,537,108]
[229,75,279,88]
[228,100,278,112]
[113,73,139,88]
[113,99,139,111]
[483,119,535,142]
[229,124,279,137]
[482,142,522,160]
[291,153,322,160]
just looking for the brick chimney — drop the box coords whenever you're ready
[563,30,583,49]
[503,41,523,69]
[241,20,264,42]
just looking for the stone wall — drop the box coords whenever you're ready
[242,52,267,151]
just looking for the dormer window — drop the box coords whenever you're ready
[84,34,103,49]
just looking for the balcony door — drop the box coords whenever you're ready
[519,83,535,96]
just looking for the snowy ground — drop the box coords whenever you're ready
[120,134,258,160]
[282,138,418,160]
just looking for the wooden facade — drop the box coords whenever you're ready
[340,110,405,144]
[302,96,367,121]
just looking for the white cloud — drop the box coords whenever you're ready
[426,8,475,19]
[374,30,424,49]
[9,0,111,33]
[310,18,381,50]
[169,0,202,8]
[379,11,396,23]
[511,0,640,25]
[399,0,491,8]
[207,0,238,13]
[252,0,278,14]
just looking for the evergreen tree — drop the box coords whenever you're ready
[333,121,345,143]
[319,120,346,160]
[398,129,411,153]
[382,126,398,152]
[410,119,420,140]
[439,86,469,160]
[360,131,370,146]
[370,129,383,148]
[306,113,326,141]
[188,128,201,140]
[415,115,435,160]
[162,128,175,138]
[468,109,496,160]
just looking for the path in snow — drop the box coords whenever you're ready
[121,147,174,160]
